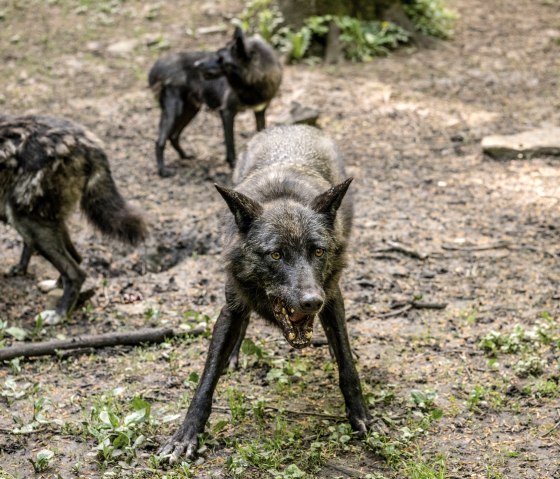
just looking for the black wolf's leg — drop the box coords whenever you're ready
[319,286,371,435]
[8,242,34,276]
[254,109,266,132]
[227,313,250,370]
[61,225,82,265]
[156,89,184,177]
[19,219,86,323]
[220,109,237,168]
[169,103,199,160]
[159,298,250,462]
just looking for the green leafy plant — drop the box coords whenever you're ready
[84,393,154,464]
[29,449,54,473]
[226,387,247,423]
[403,0,457,39]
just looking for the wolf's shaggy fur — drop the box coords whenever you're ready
[0,115,146,324]
[160,125,370,463]
[148,26,282,177]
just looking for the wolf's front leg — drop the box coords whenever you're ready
[159,301,250,463]
[319,286,371,435]
[8,243,33,276]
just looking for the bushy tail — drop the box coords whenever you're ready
[81,150,146,245]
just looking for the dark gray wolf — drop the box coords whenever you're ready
[160,125,371,462]
[0,115,146,325]
[148,26,283,177]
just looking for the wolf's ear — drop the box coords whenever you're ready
[215,184,263,233]
[311,178,353,223]
[233,25,249,60]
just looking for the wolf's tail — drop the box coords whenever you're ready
[81,149,146,245]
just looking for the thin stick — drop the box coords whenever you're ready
[325,461,366,478]
[542,410,560,437]
[442,241,510,251]
[374,241,428,260]
[212,405,344,421]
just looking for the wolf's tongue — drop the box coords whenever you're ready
[289,312,307,323]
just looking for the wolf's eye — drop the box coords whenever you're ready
[314,248,325,258]
[270,251,282,261]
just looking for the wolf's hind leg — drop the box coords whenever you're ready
[319,286,371,435]
[169,103,199,160]
[17,219,86,325]
[156,89,191,177]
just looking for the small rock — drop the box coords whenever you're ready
[86,41,103,55]
[106,38,139,55]
[482,127,560,159]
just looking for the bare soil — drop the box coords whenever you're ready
[1,0,560,478]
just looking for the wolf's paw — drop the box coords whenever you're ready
[7,265,27,277]
[158,426,199,463]
[36,310,63,325]
[38,279,60,293]
[349,411,373,437]
[158,167,176,178]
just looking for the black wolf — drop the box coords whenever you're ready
[160,125,371,461]
[148,26,283,177]
[0,115,146,325]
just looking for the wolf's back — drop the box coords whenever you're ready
[232,125,353,237]
[148,52,207,98]
[0,116,146,245]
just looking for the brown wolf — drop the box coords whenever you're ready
[148,26,283,177]
[0,115,146,324]
[160,125,371,462]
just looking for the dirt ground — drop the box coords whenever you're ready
[1,0,560,478]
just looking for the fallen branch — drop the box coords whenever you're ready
[378,304,413,318]
[324,461,366,478]
[378,300,448,318]
[0,327,201,361]
[212,404,344,421]
[442,241,510,252]
[374,241,429,260]
[542,410,560,437]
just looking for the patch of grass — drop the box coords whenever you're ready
[266,355,311,392]
[83,389,156,465]
[479,314,558,378]
[401,451,447,479]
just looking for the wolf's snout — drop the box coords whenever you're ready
[300,293,324,313]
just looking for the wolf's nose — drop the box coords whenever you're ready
[300,293,323,313]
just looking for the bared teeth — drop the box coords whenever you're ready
[305,331,313,339]
[282,307,287,315]
[288,332,295,341]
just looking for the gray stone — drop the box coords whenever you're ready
[482,127,560,159]
[106,39,139,55]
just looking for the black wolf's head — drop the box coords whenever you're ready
[195,26,282,104]
[216,179,352,349]
[194,26,247,80]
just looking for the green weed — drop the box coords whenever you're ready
[403,0,457,38]
[28,449,54,473]
[84,391,154,464]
